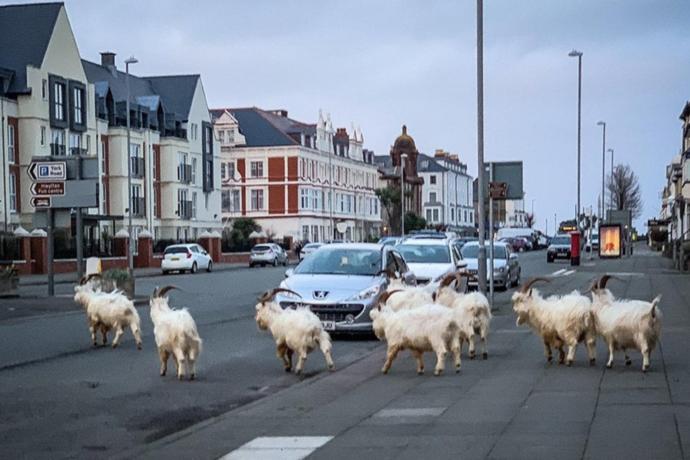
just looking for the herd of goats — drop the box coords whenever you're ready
[73,270,662,381]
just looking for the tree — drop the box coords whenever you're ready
[223,218,260,252]
[525,213,535,228]
[607,164,643,219]
[404,212,427,233]
[375,186,401,234]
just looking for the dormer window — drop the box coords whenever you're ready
[73,86,83,125]
[53,81,65,121]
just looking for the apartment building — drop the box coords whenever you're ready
[417,150,474,233]
[212,108,381,242]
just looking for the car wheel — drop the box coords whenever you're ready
[191,262,198,274]
[547,256,554,263]
[207,261,213,272]
[283,259,288,267]
[162,270,168,275]
[273,258,278,267]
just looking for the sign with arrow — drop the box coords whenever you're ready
[30,197,51,208]
[489,181,508,200]
[28,161,66,181]
[31,182,65,196]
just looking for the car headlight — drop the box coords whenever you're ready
[277,282,301,299]
[494,266,506,273]
[348,284,380,301]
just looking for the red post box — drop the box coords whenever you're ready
[570,231,581,266]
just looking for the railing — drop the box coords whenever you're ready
[178,164,192,183]
[50,143,66,156]
[131,157,145,178]
[69,147,88,156]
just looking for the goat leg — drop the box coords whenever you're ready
[276,343,291,372]
[623,348,632,366]
[382,344,401,374]
[451,336,462,373]
[412,350,425,375]
[100,324,109,346]
[543,341,553,363]
[641,344,650,373]
[111,326,124,349]
[468,336,476,360]
[606,341,615,368]
[481,328,489,359]
[433,348,447,376]
[158,347,169,376]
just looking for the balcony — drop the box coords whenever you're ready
[131,157,145,178]
[69,147,88,156]
[177,200,193,219]
[131,197,146,217]
[50,143,66,156]
[178,164,192,183]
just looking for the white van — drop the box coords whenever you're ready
[496,228,536,241]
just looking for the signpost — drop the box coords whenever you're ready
[30,197,51,208]
[28,161,66,181]
[30,182,65,196]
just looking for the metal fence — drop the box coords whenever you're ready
[0,232,20,261]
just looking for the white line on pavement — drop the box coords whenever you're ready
[563,270,576,276]
[374,407,446,418]
[551,269,567,276]
[220,436,333,460]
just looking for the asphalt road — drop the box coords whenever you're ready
[3,246,688,459]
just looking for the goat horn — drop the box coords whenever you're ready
[519,277,550,293]
[80,273,102,285]
[156,285,178,298]
[378,289,404,305]
[438,272,458,288]
[597,274,622,290]
[258,287,302,303]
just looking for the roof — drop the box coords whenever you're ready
[82,59,157,105]
[146,75,199,120]
[0,2,62,95]
[417,153,447,173]
[219,107,316,147]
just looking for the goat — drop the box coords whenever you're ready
[589,275,663,372]
[74,276,142,350]
[434,272,492,359]
[369,303,463,375]
[511,278,596,366]
[150,286,203,380]
[255,288,334,374]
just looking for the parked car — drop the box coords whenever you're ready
[299,243,323,260]
[250,243,289,267]
[499,237,528,252]
[279,243,415,335]
[546,234,572,262]
[377,236,403,247]
[161,243,213,274]
[460,241,521,290]
[396,238,466,285]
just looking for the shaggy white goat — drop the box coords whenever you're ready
[369,303,464,375]
[434,272,492,359]
[511,278,596,366]
[149,286,203,380]
[255,288,334,374]
[73,277,142,350]
[589,275,663,372]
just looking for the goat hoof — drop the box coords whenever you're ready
[190,374,196,381]
[433,370,442,376]
[160,372,166,377]
[606,362,613,369]
[482,352,488,360]
[328,365,336,372]
[382,368,389,374]
[455,367,461,374]
[469,353,476,360]
[566,360,573,367]
[547,356,553,363]
[589,359,596,366]
[417,370,424,375]
[642,365,649,373]
[284,367,292,373]
[137,344,142,350]
[112,344,118,349]
[625,360,632,366]
[177,375,184,380]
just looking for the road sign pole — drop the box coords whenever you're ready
[47,209,54,296]
[489,163,494,307]
[75,155,84,279]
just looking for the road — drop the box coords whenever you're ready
[1,245,688,459]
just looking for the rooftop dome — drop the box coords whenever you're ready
[393,125,416,151]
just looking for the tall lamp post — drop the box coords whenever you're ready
[597,121,606,223]
[607,147,614,213]
[400,153,407,236]
[569,49,583,227]
[476,0,487,293]
[125,56,138,274]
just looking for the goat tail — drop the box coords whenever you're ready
[584,309,596,331]
[316,329,332,354]
[650,295,662,320]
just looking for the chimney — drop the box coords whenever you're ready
[449,154,459,161]
[434,149,447,158]
[270,109,288,117]
[100,52,116,68]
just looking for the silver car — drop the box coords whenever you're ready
[250,243,289,267]
[299,243,323,261]
[279,243,415,335]
[396,238,466,285]
[461,241,521,290]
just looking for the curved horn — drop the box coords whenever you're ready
[584,278,599,294]
[438,272,458,288]
[519,277,550,294]
[80,273,102,285]
[258,287,302,303]
[156,285,179,298]
[598,274,621,290]
[79,275,88,285]
[378,289,404,305]
[152,286,159,298]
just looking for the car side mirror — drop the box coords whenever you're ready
[510,253,518,260]
[285,268,294,278]
[456,260,468,268]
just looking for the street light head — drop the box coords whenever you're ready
[568,49,583,57]
[125,56,138,65]
[607,148,614,153]
[597,121,605,126]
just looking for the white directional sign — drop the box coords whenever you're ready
[30,197,51,208]
[28,161,66,181]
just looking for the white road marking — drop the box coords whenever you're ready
[374,407,446,418]
[551,269,566,276]
[220,436,333,460]
[563,270,576,276]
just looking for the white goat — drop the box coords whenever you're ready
[74,278,143,350]
[434,272,492,360]
[255,288,334,374]
[369,303,463,375]
[511,278,596,366]
[149,286,203,380]
[589,275,663,372]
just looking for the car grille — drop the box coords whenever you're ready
[280,302,365,322]
[416,278,430,285]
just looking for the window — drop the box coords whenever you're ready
[451,208,455,222]
[131,184,143,216]
[218,130,225,144]
[251,189,264,210]
[221,163,226,179]
[40,126,46,146]
[53,81,65,121]
[7,124,14,163]
[433,209,439,222]
[190,123,198,140]
[231,189,240,212]
[51,129,65,155]
[469,213,473,223]
[430,192,437,202]
[73,86,83,125]
[227,162,235,180]
[192,158,197,184]
[426,209,432,221]
[464,210,468,222]
[153,188,158,217]
[204,125,212,152]
[250,161,263,178]
[300,188,309,209]
[42,79,48,100]
[226,129,234,142]
[69,133,82,155]
[222,190,231,212]
[430,175,436,185]
[129,143,140,158]
[192,192,197,218]
[100,140,107,172]
[9,174,16,212]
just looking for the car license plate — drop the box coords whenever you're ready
[322,321,336,331]
[171,257,179,261]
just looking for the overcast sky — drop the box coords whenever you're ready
[11,0,690,231]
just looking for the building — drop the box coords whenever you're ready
[504,199,528,228]
[0,2,220,243]
[83,55,221,241]
[417,149,474,233]
[375,125,424,234]
[211,107,381,242]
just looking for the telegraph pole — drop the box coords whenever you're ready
[476,0,487,293]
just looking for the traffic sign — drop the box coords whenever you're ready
[28,161,66,181]
[30,197,51,208]
[489,182,508,200]
[30,182,65,196]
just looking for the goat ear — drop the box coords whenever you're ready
[431,292,437,302]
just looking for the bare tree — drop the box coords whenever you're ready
[607,164,643,219]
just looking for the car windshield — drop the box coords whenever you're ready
[164,246,189,254]
[397,244,451,263]
[460,244,508,259]
[552,237,570,245]
[253,245,271,251]
[294,248,382,276]
[304,243,321,249]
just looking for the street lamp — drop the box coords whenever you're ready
[607,147,614,212]
[400,153,407,236]
[597,121,606,223]
[569,49,583,227]
[125,56,138,274]
[476,0,487,293]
